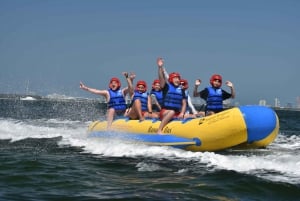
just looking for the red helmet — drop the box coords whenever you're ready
[109,77,121,89]
[135,80,147,92]
[152,79,160,89]
[210,74,222,86]
[168,72,181,84]
[180,79,189,89]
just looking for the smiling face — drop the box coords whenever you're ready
[152,79,161,91]
[135,80,147,93]
[172,76,181,86]
[153,82,161,91]
[136,84,146,93]
[168,72,181,86]
[211,79,222,88]
[210,74,222,88]
[109,77,121,90]
[110,80,119,90]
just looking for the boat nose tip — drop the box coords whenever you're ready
[239,105,279,142]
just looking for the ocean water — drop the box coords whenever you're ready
[0,96,299,201]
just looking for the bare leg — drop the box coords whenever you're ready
[157,110,175,134]
[106,108,115,129]
[127,99,144,121]
[126,107,137,120]
[133,99,144,121]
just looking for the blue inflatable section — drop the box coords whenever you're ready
[89,131,201,148]
[239,106,277,143]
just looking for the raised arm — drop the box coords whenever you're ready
[157,57,166,88]
[79,81,109,97]
[163,67,169,80]
[122,72,135,96]
[193,79,201,97]
[123,72,134,98]
[226,81,235,99]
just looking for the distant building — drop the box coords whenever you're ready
[259,99,267,106]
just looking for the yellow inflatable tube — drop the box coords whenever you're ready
[88,106,279,152]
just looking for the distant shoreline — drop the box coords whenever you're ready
[0,93,98,102]
[0,93,299,112]
[0,93,43,99]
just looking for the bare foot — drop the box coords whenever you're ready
[157,130,164,135]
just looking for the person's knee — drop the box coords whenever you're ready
[132,99,142,110]
[163,110,175,120]
[133,99,141,105]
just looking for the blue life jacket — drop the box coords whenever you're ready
[108,89,126,111]
[206,87,223,111]
[163,83,185,112]
[132,91,149,111]
[151,90,163,106]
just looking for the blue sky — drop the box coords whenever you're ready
[0,0,299,106]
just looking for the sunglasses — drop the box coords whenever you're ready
[214,79,221,83]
